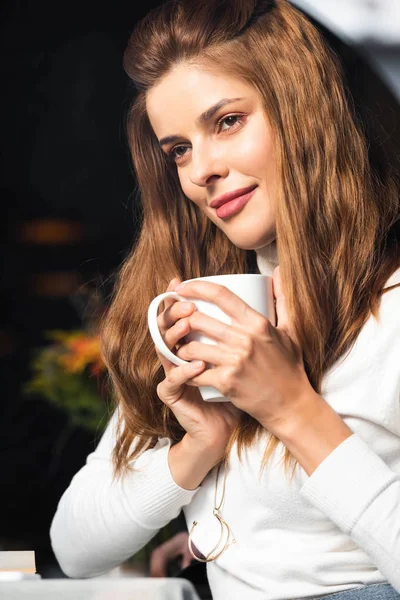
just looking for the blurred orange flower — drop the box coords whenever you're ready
[57,333,105,375]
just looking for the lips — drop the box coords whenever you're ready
[210,184,258,209]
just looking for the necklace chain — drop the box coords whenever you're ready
[187,459,236,563]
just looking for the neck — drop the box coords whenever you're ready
[256,240,279,275]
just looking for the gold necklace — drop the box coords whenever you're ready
[187,459,236,562]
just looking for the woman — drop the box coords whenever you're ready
[50,0,400,598]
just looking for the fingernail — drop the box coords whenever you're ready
[192,360,203,368]
[181,301,194,310]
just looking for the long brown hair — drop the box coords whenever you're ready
[101,0,400,480]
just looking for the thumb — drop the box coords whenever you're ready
[272,266,299,346]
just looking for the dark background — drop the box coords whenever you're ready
[0,0,162,576]
[1,0,399,579]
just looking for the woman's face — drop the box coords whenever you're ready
[146,63,277,250]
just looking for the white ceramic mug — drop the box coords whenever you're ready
[147,274,276,402]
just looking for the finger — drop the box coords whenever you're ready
[154,346,175,370]
[149,532,191,577]
[149,549,168,578]
[158,302,196,340]
[166,531,190,557]
[157,359,206,404]
[175,310,237,346]
[155,344,185,377]
[175,339,227,366]
[157,311,195,360]
[174,280,260,327]
[158,302,196,346]
[160,278,181,313]
[169,358,218,394]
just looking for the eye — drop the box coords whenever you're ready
[167,145,190,163]
[167,114,245,164]
[216,114,244,133]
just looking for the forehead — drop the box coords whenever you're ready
[146,63,256,134]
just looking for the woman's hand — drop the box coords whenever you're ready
[155,278,242,460]
[172,267,319,434]
[149,531,193,577]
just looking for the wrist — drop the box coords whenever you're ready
[264,388,323,438]
[183,433,225,464]
[168,436,220,491]
[268,391,354,477]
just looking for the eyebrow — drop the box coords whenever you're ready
[158,97,244,148]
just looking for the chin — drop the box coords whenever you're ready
[225,239,263,251]
[225,230,276,251]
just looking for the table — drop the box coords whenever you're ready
[0,577,201,599]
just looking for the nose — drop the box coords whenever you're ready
[189,143,228,187]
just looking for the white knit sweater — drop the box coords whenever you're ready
[50,245,400,599]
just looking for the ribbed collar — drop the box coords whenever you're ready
[255,241,279,276]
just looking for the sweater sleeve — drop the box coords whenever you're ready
[300,429,400,591]
[300,279,400,592]
[50,411,200,578]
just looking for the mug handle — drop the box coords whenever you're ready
[147,292,189,366]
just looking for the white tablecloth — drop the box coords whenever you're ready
[0,577,201,600]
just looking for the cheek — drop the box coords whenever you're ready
[236,126,274,174]
[179,174,203,207]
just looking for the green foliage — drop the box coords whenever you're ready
[24,332,108,433]
[24,328,177,571]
